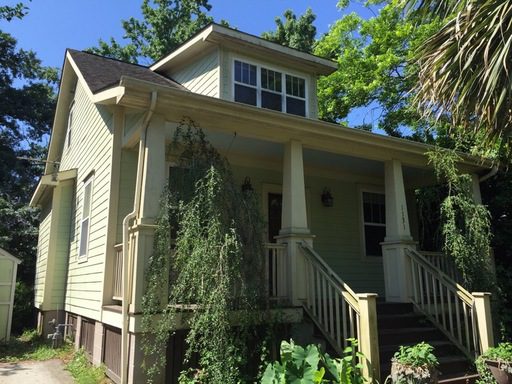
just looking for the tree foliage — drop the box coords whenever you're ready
[89,0,214,63]
[0,3,57,332]
[261,8,317,54]
[141,120,268,383]
[404,0,512,158]
[314,1,441,136]
[427,148,494,291]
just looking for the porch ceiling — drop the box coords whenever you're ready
[176,128,437,187]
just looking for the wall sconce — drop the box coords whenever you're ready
[321,188,334,207]
[241,177,253,193]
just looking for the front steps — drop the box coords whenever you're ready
[377,302,478,384]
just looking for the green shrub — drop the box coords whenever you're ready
[393,343,438,368]
[261,339,366,384]
[391,342,438,384]
[476,343,512,384]
[66,348,107,384]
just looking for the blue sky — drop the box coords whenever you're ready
[2,0,379,127]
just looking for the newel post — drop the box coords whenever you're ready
[357,293,380,383]
[472,292,494,353]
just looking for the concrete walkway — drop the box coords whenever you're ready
[0,359,74,383]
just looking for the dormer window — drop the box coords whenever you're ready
[233,60,307,117]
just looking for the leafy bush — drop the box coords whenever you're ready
[261,339,366,384]
[0,329,71,362]
[476,342,512,383]
[391,342,438,384]
[66,348,107,384]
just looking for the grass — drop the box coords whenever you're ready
[0,329,73,362]
[0,329,111,383]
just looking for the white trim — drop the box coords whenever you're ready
[232,57,309,117]
[358,185,385,262]
[78,175,94,262]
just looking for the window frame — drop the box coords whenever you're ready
[358,186,386,261]
[78,174,94,262]
[232,57,308,117]
[66,100,75,149]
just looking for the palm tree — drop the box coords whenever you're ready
[406,0,512,156]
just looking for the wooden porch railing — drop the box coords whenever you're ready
[300,243,380,381]
[113,244,123,301]
[420,251,460,282]
[265,243,288,300]
[406,247,494,358]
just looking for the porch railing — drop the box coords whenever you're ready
[300,243,360,352]
[299,243,380,381]
[406,247,493,358]
[265,243,288,300]
[420,251,460,282]
[113,244,123,301]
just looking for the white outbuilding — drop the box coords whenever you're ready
[0,247,21,342]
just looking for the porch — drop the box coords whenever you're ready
[111,120,495,382]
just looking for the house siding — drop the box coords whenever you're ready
[59,81,114,320]
[169,49,219,98]
[34,201,52,309]
[230,162,386,296]
[220,49,318,119]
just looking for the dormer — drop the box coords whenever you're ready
[151,24,337,119]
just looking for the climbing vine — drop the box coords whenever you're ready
[141,119,269,383]
[427,147,494,291]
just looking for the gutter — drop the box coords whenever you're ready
[120,90,158,384]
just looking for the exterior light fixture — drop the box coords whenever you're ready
[321,188,334,207]
[241,177,253,193]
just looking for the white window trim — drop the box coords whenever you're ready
[358,185,385,262]
[232,57,309,117]
[66,100,75,149]
[78,175,94,262]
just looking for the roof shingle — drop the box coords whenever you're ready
[68,49,183,94]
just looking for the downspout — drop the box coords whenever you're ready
[479,165,498,183]
[121,91,157,384]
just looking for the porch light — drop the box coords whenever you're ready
[321,188,334,207]
[241,177,253,193]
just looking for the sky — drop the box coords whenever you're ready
[2,0,379,127]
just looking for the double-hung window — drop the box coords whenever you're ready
[234,60,257,106]
[362,192,386,257]
[79,176,93,259]
[233,60,307,117]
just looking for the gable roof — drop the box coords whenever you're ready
[150,23,338,75]
[67,49,184,94]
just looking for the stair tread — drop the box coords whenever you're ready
[379,326,438,334]
[379,340,453,352]
[438,373,479,384]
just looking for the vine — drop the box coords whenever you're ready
[141,119,269,383]
[427,147,494,291]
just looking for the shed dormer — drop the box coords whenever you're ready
[150,24,337,119]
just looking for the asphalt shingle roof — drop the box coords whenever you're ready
[67,49,183,94]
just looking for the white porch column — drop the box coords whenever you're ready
[276,140,313,306]
[471,174,483,204]
[381,159,415,302]
[131,115,167,314]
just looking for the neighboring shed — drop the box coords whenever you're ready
[0,248,21,342]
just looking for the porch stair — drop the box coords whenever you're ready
[377,302,478,384]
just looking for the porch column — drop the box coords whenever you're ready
[131,115,167,314]
[471,174,483,204]
[381,159,415,302]
[276,140,313,306]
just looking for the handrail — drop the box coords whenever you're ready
[264,242,288,300]
[300,242,359,308]
[419,251,460,282]
[299,242,361,353]
[405,247,478,358]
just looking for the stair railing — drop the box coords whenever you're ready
[419,251,461,282]
[299,243,381,382]
[264,242,288,301]
[406,247,484,358]
[299,242,360,354]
